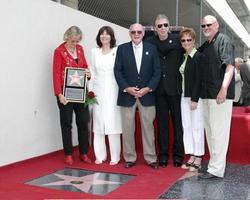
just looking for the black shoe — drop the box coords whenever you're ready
[173,161,182,167]
[159,160,168,167]
[148,162,159,169]
[124,162,136,168]
[198,172,222,180]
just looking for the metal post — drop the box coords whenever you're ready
[176,0,179,26]
[199,0,203,46]
[136,0,140,23]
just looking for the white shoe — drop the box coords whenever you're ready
[95,160,103,164]
[110,161,119,165]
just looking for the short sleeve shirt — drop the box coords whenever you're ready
[199,32,235,99]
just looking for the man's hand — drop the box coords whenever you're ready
[136,87,151,98]
[216,87,227,104]
[126,87,140,97]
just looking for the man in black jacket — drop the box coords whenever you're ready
[147,14,184,167]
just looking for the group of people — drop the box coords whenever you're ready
[234,57,250,106]
[53,13,236,179]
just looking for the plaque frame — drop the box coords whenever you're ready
[63,67,87,103]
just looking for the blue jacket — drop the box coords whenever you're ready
[114,41,161,107]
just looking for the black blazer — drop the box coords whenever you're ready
[146,34,184,96]
[114,41,161,107]
[180,51,206,102]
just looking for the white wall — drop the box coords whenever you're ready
[0,0,129,166]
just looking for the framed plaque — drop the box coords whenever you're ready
[63,67,87,103]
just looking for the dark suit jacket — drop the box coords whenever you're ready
[114,41,161,107]
[240,61,250,99]
[146,34,184,96]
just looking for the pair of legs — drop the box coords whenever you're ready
[156,94,184,164]
[202,99,233,177]
[57,99,89,156]
[121,99,157,164]
[94,134,121,165]
[181,97,204,171]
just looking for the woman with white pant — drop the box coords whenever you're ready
[89,26,122,165]
[178,28,205,171]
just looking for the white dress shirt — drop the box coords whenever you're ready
[133,42,143,73]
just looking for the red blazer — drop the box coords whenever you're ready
[53,42,88,96]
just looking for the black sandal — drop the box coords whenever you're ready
[181,161,193,169]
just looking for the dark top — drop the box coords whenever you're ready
[147,34,184,96]
[240,61,250,98]
[180,51,206,102]
[198,32,235,99]
[114,41,161,107]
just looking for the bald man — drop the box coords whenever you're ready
[114,23,161,169]
[198,15,235,179]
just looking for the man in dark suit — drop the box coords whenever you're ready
[114,23,161,169]
[147,14,184,167]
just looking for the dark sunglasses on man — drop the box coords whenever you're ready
[157,23,168,28]
[201,23,213,28]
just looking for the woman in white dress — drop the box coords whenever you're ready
[89,26,122,165]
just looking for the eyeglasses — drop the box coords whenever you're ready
[69,40,80,43]
[157,23,169,28]
[201,23,213,28]
[181,39,193,43]
[130,30,143,35]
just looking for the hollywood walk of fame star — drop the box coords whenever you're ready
[69,71,84,86]
[43,173,121,193]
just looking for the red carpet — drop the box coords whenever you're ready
[0,148,185,199]
[227,106,250,164]
[0,107,249,199]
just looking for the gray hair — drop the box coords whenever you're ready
[63,26,82,41]
[154,14,169,26]
[235,57,244,64]
[202,15,217,23]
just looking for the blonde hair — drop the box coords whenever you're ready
[63,26,82,41]
[179,27,196,40]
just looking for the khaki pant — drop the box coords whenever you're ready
[203,99,233,177]
[120,99,157,164]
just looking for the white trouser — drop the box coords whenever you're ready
[203,99,233,177]
[94,134,121,163]
[181,97,204,156]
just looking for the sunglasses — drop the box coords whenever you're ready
[157,23,169,28]
[181,39,192,43]
[130,30,143,35]
[201,23,213,28]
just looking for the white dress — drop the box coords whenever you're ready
[89,47,122,164]
[89,47,122,135]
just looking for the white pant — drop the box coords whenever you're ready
[181,97,204,156]
[203,99,233,177]
[93,134,121,163]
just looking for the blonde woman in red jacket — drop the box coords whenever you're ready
[53,26,91,165]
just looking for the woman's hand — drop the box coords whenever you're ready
[85,68,91,79]
[191,101,198,110]
[58,94,68,105]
